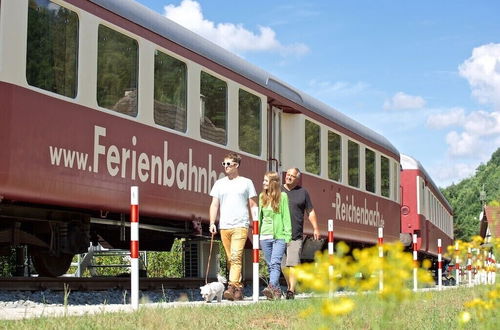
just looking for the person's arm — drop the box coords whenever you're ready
[281,193,292,242]
[209,197,219,234]
[249,196,258,210]
[308,209,320,240]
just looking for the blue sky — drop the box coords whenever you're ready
[135,0,500,188]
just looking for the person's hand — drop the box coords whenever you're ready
[209,223,217,234]
[313,228,320,240]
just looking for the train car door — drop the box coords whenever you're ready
[267,105,283,173]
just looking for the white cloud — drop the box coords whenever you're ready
[383,92,426,110]
[307,80,369,97]
[431,161,477,187]
[427,108,500,157]
[163,0,309,56]
[426,108,466,129]
[463,110,500,135]
[445,131,480,157]
[459,43,500,110]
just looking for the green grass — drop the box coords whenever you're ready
[0,286,498,329]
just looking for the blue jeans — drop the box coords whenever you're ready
[261,239,286,288]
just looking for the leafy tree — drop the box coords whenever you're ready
[442,148,500,241]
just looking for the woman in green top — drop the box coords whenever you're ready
[259,171,292,299]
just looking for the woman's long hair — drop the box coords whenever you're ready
[261,171,281,213]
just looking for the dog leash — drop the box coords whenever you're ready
[205,232,215,285]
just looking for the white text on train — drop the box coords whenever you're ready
[331,192,384,227]
[48,125,224,193]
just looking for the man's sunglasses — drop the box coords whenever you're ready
[221,162,236,167]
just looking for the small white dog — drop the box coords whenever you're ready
[200,274,227,303]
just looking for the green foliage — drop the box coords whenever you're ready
[0,248,15,277]
[442,147,500,241]
[146,239,184,278]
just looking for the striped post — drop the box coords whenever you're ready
[130,186,139,309]
[413,234,418,292]
[467,247,472,286]
[251,206,259,302]
[455,242,460,286]
[472,248,478,285]
[492,254,497,284]
[481,250,487,284]
[487,252,494,284]
[328,219,334,297]
[437,239,442,290]
[378,227,384,292]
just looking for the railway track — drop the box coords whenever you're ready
[0,277,217,291]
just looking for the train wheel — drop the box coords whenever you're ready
[31,249,74,277]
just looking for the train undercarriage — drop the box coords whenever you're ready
[0,201,196,277]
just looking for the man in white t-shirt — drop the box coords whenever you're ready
[209,152,257,301]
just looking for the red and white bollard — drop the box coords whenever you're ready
[455,242,460,286]
[378,227,384,292]
[251,206,259,302]
[467,247,472,286]
[487,252,495,284]
[130,186,139,309]
[328,219,334,297]
[491,254,497,285]
[413,234,418,291]
[437,239,442,290]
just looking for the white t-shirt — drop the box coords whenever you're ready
[210,176,257,229]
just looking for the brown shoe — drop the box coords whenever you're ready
[223,284,235,301]
[262,285,281,300]
[262,286,275,300]
[233,286,244,301]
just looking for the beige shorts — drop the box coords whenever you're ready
[282,239,303,267]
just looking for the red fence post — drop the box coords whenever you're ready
[378,227,384,292]
[413,234,418,291]
[251,206,259,302]
[328,219,334,297]
[437,239,442,290]
[130,186,139,309]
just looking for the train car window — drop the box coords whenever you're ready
[154,50,187,132]
[26,0,78,98]
[328,131,341,181]
[200,71,227,145]
[365,148,376,193]
[419,180,426,215]
[305,120,320,175]
[97,25,138,117]
[392,162,399,200]
[238,89,261,155]
[380,156,390,197]
[347,140,359,187]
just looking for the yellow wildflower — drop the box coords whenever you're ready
[458,311,471,324]
[321,298,355,317]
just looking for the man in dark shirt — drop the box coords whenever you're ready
[281,168,319,299]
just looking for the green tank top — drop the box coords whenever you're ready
[260,205,275,236]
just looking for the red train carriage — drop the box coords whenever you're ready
[0,0,401,276]
[400,154,454,259]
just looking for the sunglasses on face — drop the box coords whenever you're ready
[221,162,236,167]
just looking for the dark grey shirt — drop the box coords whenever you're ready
[282,185,313,240]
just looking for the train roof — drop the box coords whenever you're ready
[400,154,452,211]
[89,0,399,157]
